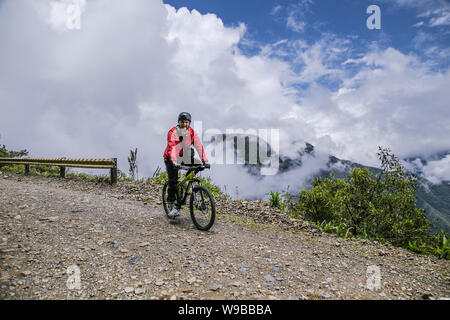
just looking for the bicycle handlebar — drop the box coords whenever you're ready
[176,163,210,170]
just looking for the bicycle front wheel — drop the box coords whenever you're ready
[162,181,172,219]
[190,185,215,231]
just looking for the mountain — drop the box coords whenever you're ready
[209,133,450,234]
[278,143,450,234]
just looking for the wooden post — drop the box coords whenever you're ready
[60,166,65,178]
[25,164,30,175]
[110,158,117,184]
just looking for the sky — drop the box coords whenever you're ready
[0,0,449,198]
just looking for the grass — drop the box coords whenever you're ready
[218,213,283,233]
[1,164,113,184]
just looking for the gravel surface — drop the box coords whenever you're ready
[0,171,449,300]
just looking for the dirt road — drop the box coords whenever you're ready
[0,172,448,300]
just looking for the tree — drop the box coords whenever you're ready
[293,147,433,247]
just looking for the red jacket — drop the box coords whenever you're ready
[163,126,208,163]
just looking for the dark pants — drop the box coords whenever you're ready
[164,158,179,203]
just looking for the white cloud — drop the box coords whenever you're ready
[422,155,450,184]
[0,0,449,198]
[419,8,450,27]
[324,48,450,165]
[270,5,282,16]
[285,0,314,33]
[287,14,306,33]
[388,0,450,27]
[0,0,310,194]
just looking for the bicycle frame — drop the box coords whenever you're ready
[176,169,201,207]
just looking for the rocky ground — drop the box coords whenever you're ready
[0,171,449,300]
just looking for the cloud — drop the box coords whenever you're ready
[0,0,176,171]
[285,0,314,33]
[422,155,450,184]
[323,47,450,165]
[270,5,282,16]
[405,154,450,184]
[0,0,449,199]
[418,7,450,27]
[287,15,306,33]
[388,0,450,27]
[0,0,312,195]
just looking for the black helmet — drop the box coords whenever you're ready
[178,112,192,122]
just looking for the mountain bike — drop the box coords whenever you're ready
[162,163,216,231]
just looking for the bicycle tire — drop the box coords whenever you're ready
[190,185,215,231]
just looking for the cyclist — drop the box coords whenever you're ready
[163,112,209,217]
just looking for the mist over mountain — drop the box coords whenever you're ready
[214,133,450,234]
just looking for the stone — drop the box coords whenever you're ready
[187,277,197,284]
[138,242,150,247]
[264,275,275,282]
[135,288,145,295]
[319,292,331,299]
[209,285,221,291]
[128,256,141,265]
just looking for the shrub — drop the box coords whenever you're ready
[149,166,168,184]
[291,146,448,259]
[267,191,282,208]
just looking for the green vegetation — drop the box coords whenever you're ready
[198,175,222,197]
[267,190,289,210]
[267,191,282,208]
[316,220,356,239]
[284,146,449,259]
[149,166,168,184]
[0,145,59,175]
[0,144,28,158]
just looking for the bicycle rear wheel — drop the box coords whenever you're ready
[190,185,215,231]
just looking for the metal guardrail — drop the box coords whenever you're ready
[0,157,118,184]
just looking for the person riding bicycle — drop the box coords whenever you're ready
[163,112,209,217]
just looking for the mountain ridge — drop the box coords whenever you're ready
[219,134,450,234]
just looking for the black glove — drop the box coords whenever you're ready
[203,162,210,169]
